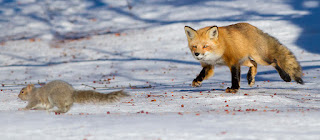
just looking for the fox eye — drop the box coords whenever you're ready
[203,45,209,48]
[192,46,197,48]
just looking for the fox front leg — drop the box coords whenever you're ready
[226,65,241,93]
[192,65,214,87]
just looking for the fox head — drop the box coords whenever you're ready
[184,26,224,64]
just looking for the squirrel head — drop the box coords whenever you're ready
[18,84,35,101]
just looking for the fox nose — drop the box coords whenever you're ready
[194,53,200,56]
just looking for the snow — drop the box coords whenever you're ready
[1,0,320,139]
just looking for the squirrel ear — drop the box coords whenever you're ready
[26,84,34,91]
[184,26,197,40]
[207,26,218,40]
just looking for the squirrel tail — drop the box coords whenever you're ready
[73,90,129,104]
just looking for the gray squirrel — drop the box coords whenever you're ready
[18,80,129,113]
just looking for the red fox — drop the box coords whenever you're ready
[184,23,304,93]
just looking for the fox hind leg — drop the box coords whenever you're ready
[270,45,304,84]
[247,67,256,87]
[246,59,257,87]
[272,59,291,82]
[273,59,303,84]
[242,59,257,87]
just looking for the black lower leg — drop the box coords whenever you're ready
[275,64,291,82]
[194,67,206,83]
[247,67,253,85]
[231,65,240,89]
[295,77,304,84]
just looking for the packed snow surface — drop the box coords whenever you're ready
[0,0,320,139]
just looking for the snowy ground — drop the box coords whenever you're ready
[1,0,320,139]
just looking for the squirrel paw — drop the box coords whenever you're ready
[18,108,28,111]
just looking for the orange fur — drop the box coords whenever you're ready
[185,23,303,92]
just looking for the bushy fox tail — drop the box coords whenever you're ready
[72,90,129,104]
[271,44,304,84]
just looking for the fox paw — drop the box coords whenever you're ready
[248,79,255,87]
[192,79,202,87]
[225,87,238,93]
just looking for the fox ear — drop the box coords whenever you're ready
[184,26,197,40]
[207,26,218,40]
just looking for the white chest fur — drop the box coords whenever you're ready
[199,52,225,65]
